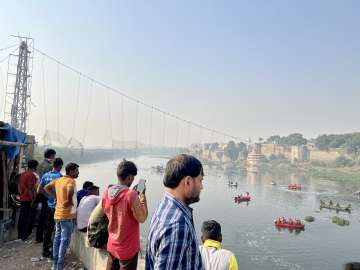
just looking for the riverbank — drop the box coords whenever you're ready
[261,161,360,183]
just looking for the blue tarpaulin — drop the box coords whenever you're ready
[0,122,27,160]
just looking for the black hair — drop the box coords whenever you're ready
[65,162,79,174]
[53,158,64,168]
[163,154,204,188]
[116,159,137,180]
[27,159,39,170]
[83,181,94,189]
[201,220,222,241]
[87,185,99,191]
[44,148,56,159]
[344,262,360,270]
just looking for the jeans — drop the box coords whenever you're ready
[53,220,74,270]
[35,193,48,242]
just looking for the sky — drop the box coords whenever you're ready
[0,1,359,147]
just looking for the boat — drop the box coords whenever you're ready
[288,184,301,190]
[274,220,305,230]
[320,200,351,212]
[234,195,251,202]
[270,181,277,186]
[228,181,238,187]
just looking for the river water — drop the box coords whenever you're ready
[77,156,360,270]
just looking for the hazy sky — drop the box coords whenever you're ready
[0,1,359,147]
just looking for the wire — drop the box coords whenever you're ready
[106,90,113,148]
[0,44,17,52]
[83,80,94,145]
[33,47,244,142]
[70,74,81,142]
[41,55,48,134]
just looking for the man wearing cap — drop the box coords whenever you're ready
[77,185,100,232]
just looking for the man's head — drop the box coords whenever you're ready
[87,185,100,196]
[82,181,94,190]
[27,159,39,171]
[65,163,79,179]
[44,148,56,161]
[117,159,137,187]
[163,154,204,205]
[53,158,63,172]
[201,220,222,243]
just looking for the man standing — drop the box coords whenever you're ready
[77,185,100,232]
[45,163,79,270]
[37,158,64,258]
[17,159,39,241]
[102,160,148,270]
[35,148,56,243]
[199,220,238,270]
[145,154,204,270]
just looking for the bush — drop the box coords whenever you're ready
[334,156,354,167]
[305,216,315,222]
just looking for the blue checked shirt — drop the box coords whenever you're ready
[145,192,204,270]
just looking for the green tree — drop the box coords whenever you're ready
[224,141,240,161]
[267,135,281,144]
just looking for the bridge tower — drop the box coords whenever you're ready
[5,36,33,132]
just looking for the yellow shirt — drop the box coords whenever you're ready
[200,239,238,270]
[48,175,77,220]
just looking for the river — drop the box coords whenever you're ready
[77,155,360,270]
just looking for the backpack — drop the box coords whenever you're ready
[87,202,109,249]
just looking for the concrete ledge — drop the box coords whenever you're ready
[70,230,145,270]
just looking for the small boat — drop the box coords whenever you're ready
[228,181,238,187]
[320,200,351,212]
[288,184,301,190]
[274,220,305,230]
[234,195,251,202]
[270,181,277,186]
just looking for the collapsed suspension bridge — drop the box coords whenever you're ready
[0,39,245,152]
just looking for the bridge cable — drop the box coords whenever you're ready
[83,80,94,146]
[41,55,48,141]
[70,73,81,146]
[56,62,60,142]
[33,47,244,142]
[106,90,113,148]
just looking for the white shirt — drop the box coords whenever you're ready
[77,195,100,229]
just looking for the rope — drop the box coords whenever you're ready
[33,47,244,142]
[41,55,48,136]
[83,80,94,145]
[0,44,18,52]
[70,74,81,143]
[56,63,60,142]
[106,90,113,148]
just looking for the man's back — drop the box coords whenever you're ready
[145,192,203,270]
[199,240,238,270]
[77,194,100,229]
[53,176,77,220]
[19,170,36,201]
[37,159,52,179]
[102,184,140,260]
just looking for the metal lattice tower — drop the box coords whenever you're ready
[5,37,33,132]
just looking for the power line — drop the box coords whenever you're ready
[33,47,244,142]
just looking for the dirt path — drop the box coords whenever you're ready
[0,235,85,270]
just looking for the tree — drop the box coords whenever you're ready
[285,133,307,146]
[224,141,240,161]
[267,135,281,144]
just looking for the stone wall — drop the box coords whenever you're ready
[70,230,145,270]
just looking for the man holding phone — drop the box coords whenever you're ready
[102,159,148,270]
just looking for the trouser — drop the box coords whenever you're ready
[34,193,48,242]
[17,201,34,240]
[53,220,74,270]
[111,252,138,270]
[42,207,55,257]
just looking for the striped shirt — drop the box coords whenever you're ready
[145,192,204,270]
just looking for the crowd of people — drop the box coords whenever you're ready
[17,149,239,270]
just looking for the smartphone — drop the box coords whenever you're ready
[136,179,146,194]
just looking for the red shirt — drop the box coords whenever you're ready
[19,170,37,201]
[102,185,140,260]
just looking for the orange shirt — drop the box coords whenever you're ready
[47,175,77,220]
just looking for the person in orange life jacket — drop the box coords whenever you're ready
[199,220,238,270]
[102,159,148,270]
